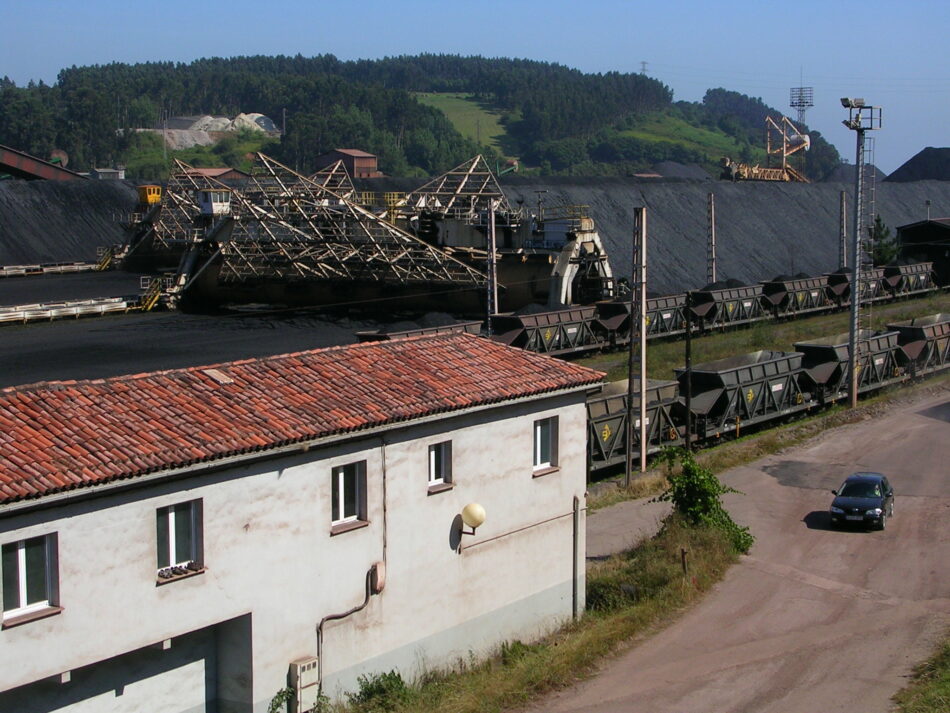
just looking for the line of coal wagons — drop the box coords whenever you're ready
[359,262,946,475]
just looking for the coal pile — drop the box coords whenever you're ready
[6,173,950,298]
[0,179,137,264]
[885,147,950,182]
[496,177,950,294]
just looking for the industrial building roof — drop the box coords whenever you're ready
[183,167,247,178]
[0,334,603,505]
[332,148,376,158]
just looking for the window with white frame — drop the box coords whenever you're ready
[156,500,203,578]
[332,461,366,525]
[428,441,453,487]
[533,416,559,470]
[2,533,58,621]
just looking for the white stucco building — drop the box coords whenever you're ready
[0,333,602,712]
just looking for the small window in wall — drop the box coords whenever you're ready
[2,533,59,624]
[428,441,453,492]
[332,461,367,529]
[533,416,559,472]
[157,500,203,581]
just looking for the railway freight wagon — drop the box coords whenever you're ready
[350,311,950,476]
[795,330,904,405]
[688,284,765,330]
[761,276,831,317]
[673,350,811,442]
[489,306,601,356]
[887,313,950,376]
[884,263,935,296]
[583,312,950,474]
[594,294,690,345]
[825,267,889,304]
[586,379,681,470]
[480,261,939,361]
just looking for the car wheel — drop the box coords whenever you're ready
[889,502,894,517]
[878,513,887,531]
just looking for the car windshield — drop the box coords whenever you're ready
[839,481,882,498]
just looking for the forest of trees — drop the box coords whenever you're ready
[0,54,841,179]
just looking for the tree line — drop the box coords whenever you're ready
[0,55,840,179]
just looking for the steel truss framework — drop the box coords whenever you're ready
[170,154,487,288]
[398,155,519,224]
[309,160,356,198]
[141,167,224,254]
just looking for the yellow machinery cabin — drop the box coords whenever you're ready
[137,184,162,206]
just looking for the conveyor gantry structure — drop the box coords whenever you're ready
[389,155,522,228]
[164,153,488,307]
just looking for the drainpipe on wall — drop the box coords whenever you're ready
[572,495,581,620]
[315,437,390,695]
[316,564,384,696]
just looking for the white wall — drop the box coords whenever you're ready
[0,391,588,711]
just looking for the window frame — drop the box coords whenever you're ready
[427,440,453,492]
[156,499,204,583]
[2,533,60,625]
[331,461,368,532]
[533,416,559,474]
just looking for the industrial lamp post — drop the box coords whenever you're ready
[841,97,882,409]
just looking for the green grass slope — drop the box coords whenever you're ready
[621,112,768,167]
[414,94,772,175]
[413,92,513,158]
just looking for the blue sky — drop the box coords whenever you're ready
[1,0,947,173]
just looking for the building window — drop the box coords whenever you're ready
[533,416,559,471]
[2,534,58,621]
[157,500,203,580]
[428,441,453,491]
[332,461,367,526]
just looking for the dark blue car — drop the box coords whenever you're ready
[829,472,894,530]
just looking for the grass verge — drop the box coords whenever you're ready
[893,635,950,713]
[318,515,738,713]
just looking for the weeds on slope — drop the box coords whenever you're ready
[893,635,950,713]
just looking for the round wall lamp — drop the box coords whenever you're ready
[460,503,486,536]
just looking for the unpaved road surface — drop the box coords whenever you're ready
[538,388,950,713]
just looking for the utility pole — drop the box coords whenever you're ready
[841,98,882,409]
[625,207,648,484]
[486,199,498,333]
[535,190,547,223]
[162,107,168,164]
[707,193,717,284]
[683,292,693,451]
[839,190,848,268]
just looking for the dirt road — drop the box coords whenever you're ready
[540,388,950,713]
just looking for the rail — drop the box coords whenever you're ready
[0,297,131,325]
[0,262,99,278]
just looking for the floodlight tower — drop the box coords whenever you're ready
[841,97,882,409]
[789,86,814,126]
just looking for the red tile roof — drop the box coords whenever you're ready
[0,334,603,505]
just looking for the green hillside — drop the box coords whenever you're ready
[414,94,770,175]
[0,55,842,179]
[620,112,768,167]
[413,93,512,158]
